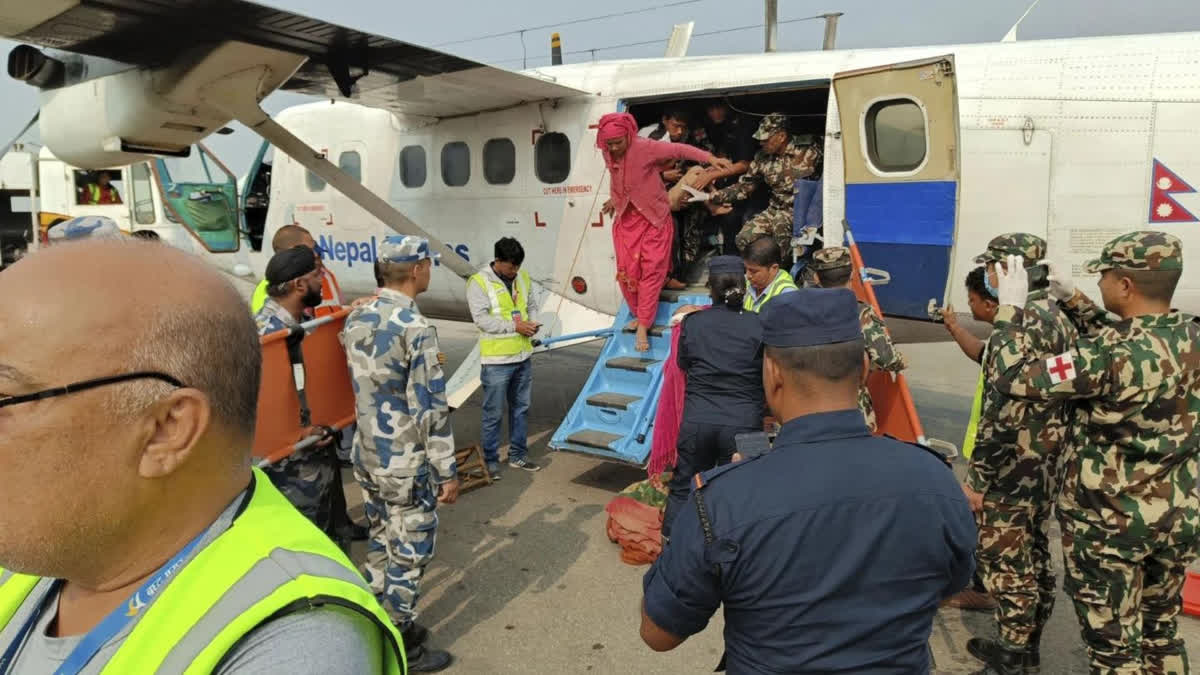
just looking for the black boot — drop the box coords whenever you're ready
[401,622,430,648]
[967,638,1027,675]
[405,644,453,673]
[1025,625,1043,673]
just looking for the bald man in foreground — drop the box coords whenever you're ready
[0,240,406,673]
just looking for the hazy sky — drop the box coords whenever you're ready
[2,0,1198,174]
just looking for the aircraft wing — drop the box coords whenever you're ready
[4,0,589,118]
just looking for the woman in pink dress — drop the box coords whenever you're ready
[597,112,731,351]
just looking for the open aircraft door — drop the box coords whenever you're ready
[833,55,960,319]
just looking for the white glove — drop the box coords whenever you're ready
[1039,258,1076,302]
[791,226,823,247]
[996,254,1029,307]
[680,184,711,203]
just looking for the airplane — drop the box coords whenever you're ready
[1,1,1197,462]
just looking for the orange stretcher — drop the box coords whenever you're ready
[253,308,357,465]
[843,221,929,448]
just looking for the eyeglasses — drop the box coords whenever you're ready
[0,372,186,410]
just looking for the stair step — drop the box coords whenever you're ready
[567,429,625,450]
[586,392,642,410]
[606,357,661,373]
[621,324,667,337]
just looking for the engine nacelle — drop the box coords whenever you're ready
[23,41,306,169]
[37,68,231,169]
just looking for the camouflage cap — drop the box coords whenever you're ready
[973,233,1047,266]
[378,235,441,264]
[1085,231,1183,273]
[810,246,852,271]
[752,113,788,140]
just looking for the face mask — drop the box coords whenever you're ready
[984,264,1000,300]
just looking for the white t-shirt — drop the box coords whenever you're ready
[638,123,672,141]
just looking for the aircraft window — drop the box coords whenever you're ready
[73,169,124,206]
[400,145,427,188]
[441,142,470,187]
[130,163,156,225]
[535,132,570,184]
[483,138,516,185]
[865,99,926,173]
[306,170,326,192]
[338,151,362,183]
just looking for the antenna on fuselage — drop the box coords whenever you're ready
[1002,0,1043,42]
[819,12,843,50]
[551,32,563,65]
[665,22,694,57]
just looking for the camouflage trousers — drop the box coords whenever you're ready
[857,385,877,433]
[263,449,337,527]
[977,497,1057,650]
[1060,513,1199,674]
[734,206,793,254]
[355,466,440,629]
[677,207,707,265]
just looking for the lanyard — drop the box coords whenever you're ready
[0,530,207,675]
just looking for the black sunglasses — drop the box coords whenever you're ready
[0,372,186,410]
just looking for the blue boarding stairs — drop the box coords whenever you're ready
[548,288,708,466]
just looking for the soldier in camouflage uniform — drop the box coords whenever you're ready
[709,113,822,257]
[811,246,907,433]
[253,246,337,529]
[992,231,1200,675]
[959,234,1079,675]
[341,235,460,672]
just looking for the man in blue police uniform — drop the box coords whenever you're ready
[639,288,978,673]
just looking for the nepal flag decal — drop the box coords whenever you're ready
[1149,159,1199,224]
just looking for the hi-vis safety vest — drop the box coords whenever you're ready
[0,469,406,674]
[470,269,533,362]
[86,184,119,205]
[744,269,798,313]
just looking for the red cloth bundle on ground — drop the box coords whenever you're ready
[604,479,669,565]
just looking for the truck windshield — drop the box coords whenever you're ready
[155,146,239,252]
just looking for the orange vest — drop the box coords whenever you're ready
[313,267,344,317]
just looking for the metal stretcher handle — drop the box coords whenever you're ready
[859,267,891,286]
[532,327,614,348]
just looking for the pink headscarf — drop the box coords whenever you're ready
[596,112,638,170]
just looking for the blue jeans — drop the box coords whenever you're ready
[481,360,532,464]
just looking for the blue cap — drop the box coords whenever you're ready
[378,235,441,263]
[761,288,862,347]
[708,255,744,276]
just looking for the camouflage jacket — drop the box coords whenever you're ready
[856,302,906,433]
[340,288,457,484]
[860,302,907,373]
[255,297,299,336]
[712,138,820,212]
[968,291,1077,502]
[991,292,1200,535]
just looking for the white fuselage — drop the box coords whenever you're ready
[253,31,1200,320]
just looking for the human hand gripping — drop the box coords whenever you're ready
[438,480,460,505]
[681,184,711,203]
[1039,259,1076,302]
[707,154,734,172]
[996,254,1029,307]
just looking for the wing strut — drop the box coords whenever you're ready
[199,65,475,280]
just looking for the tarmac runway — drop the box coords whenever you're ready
[337,317,1199,674]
